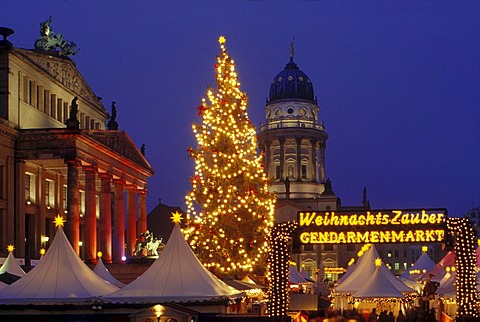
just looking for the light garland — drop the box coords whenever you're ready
[446,217,480,318]
[183,36,275,279]
[268,221,298,318]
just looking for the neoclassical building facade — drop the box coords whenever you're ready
[0,26,153,264]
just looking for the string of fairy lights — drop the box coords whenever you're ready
[268,221,298,317]
[183,36,275,278]
[446,217,480,318]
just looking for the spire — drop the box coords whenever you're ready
[289,36,295,61]
[362,186,370,208]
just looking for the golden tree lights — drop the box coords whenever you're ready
[268,221,298,318]
[446,218,480,318]
[183,36,275,279]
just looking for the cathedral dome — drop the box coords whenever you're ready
[269,57,314,103]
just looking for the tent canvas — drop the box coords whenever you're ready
[400,251,436,280]
[427,250,455,281]
[335,245,413,294]
[353,266,404,298]
[0,251,26,278]
[93,257,125,288]
[104,223,243,303]
[0,226,119,304]
[289,266,310,284]
[299,268,314,283]
[335,245,380,294]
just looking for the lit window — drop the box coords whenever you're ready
[394,262,400,270]
[387,252,392,258]
[45,179,55,208]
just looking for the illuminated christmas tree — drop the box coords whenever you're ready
[184,36,275,279]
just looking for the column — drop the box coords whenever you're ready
[66,159,80,254]
[113,179,125,263]
[310,139,318,183]
[296,137,302,181]
[279,138,285,181]
[14,160,26,257]
[99,173,112,263]
[84,166,97,263]
[320,142,326,183]
[265,141,271,178]
[137,190,147,239]
[125,185,137,258]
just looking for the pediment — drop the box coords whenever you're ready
[15,48,107,113]
[86,130,153,172]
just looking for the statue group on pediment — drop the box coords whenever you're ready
[34,16,79,56]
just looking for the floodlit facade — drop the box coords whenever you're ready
[257,48,444,281]
[0,26,153,264]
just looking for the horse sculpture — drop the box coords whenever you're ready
[134,230,163,257]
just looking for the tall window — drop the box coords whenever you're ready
[79,190,85,217]
[45,179,55,208]
[301,164,307,179]
[62,185,67,212]
[25,173,35,203]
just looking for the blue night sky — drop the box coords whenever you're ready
[2,1,479,217]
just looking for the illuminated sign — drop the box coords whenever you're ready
[297,209,447,244]
[324,267,347,274]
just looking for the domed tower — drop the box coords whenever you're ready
[258,46,329,201]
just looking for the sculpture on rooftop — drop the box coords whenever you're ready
[107,101,119,130]
[65,97,80,129]
[34,16,79,56]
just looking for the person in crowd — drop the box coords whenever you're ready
[396,310,406,322]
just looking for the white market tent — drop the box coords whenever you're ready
[335,245,413,295]
[289,266,310,284]
[0,226,119,304]
[354,266,404,299]
[93,257,125,288]
[104,223,243,303]
[401,251,436,281]
[299,268,314,282]
[336,262,355,285]
[427,250,455,282]
[0,251,26,278]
